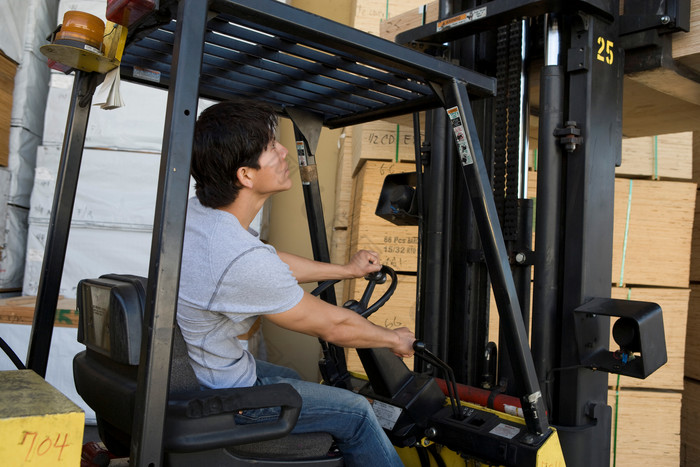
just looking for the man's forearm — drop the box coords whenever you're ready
[278,251,352,283]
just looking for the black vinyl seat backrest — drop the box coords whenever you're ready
[76,273,199,393]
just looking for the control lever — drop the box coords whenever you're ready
[413,341,463,420]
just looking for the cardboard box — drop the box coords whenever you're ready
[349,161,419,272]
[350,119,420,176]
[351,0,430,35]
[379,2,438,42]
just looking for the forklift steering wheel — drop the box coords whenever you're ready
[311,265,397,318]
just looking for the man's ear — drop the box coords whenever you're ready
[237,166,255,188]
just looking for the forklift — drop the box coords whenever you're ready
[14,0,677,465]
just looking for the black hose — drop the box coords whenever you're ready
[0,336,26,369]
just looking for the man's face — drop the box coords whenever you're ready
[254,138,292,194]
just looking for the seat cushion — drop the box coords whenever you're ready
[228,432,336,460]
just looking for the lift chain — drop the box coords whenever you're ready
[493,21,523,241]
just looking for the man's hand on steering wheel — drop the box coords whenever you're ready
[346,250,381,278]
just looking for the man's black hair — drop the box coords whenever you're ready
[191,99,278,208]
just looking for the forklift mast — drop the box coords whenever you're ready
[24,0,676,466]
[403,1,674,465]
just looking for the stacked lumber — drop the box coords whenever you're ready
[350,119,418,176]
[682,132,700,466]
[609,388,682,466]
[329,1,432,375]
[0,295,78,328]
[342,160,419,374]
[381,1,700,137]
[606,133,696,466]
[491,133,693,465]
[379,3,438,41]
[526,134,696,290]
[575,133,692,464]
[618,132,694,180]
[611,178,695,288]
[0,53,16,167]
[351,0,429,36]
[348,161,418,273]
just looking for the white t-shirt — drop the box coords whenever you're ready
[177,197,304,389]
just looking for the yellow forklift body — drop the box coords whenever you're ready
[0,370,84,466]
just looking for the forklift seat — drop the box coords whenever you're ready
[73,274,343,466]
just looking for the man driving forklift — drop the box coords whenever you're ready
[177,98,416,466]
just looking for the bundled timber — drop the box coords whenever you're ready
[609,388,681,467]
[0,295,78,328]
[619,132,693,180]
[348,161,419,273]
[612,179,696,288]
[0,53,16,167]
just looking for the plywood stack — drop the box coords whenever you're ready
[348,161,418,273]
[342,159,419,374]
[382,2,700,137]
[330,1,428,375]
[682,134,700,466]
[529,132,695,466]
[0,52,16,168]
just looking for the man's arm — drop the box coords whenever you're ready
[278,250,381,284]
[264,291,415,358]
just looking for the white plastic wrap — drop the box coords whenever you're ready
[23,221,153,298]
[7,126,41,207]
[9,0,56,136]
[24,144,205,297]
[43,73,169,151]
[58,0,108,23]
[31,146,162,226]
[0,0,28,64]
[0,204,29,290]
[0,169,9,235]
[43,72,216,152]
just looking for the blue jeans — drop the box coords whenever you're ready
[235,360,403,467]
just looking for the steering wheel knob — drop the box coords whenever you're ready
[365,270,386,284]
